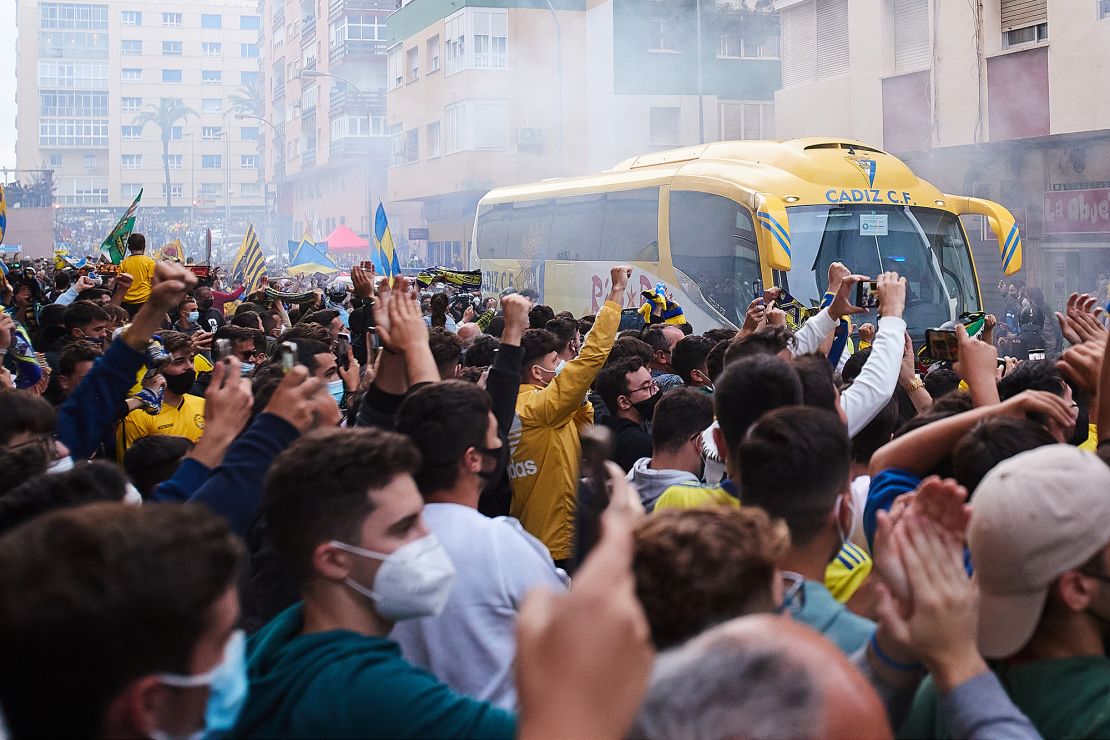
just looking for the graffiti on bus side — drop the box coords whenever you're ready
[591,273,655,313]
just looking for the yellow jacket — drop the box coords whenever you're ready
[509,300,621,561]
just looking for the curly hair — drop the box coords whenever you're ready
[633,507,789,649]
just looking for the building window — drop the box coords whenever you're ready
[121,125,142,140]
[49,153,63,167]
[238,127,258,141]
[162,12,182,26]
[39,60,108,88]
[162,183,184,199]
[169,127,183,140]
[388,46,403,88]
[41,91,108,117]
[202,126,222,140]
[241,71,259,85]
[241,15,261,30]
[719,32,740,57]
[121,39,142,55]
[162,69,183,83]
[202,98,222,113]
[648,19,679,52]
[241,182,261,197]
[241,154,260,169]
[202,42,223,56]
[406,47,420,82]
[165,154,183,169]
[121,154,142,169]
[405,128,419,163]
[893,0,930,72]
[331,14,386,46]
[1003,22,1048,48]
[40,119,109,147]
[741,35,780,59]
[472,10,507,68]
[444,99,510,152]
[427,121,441,157]
[201,13,222,29]
[781,0,849,87]
[649,107,680,145]
[445,13,465,75]
[40,3,108,29]
[202,70,222,84]
[162,40,182,56]
[202,155,221,169]
[83,153,96,169]
[387,124,404,166]
[121,10,140,26]
[1101,0,1110,19]
[121,183,142,198]
[200,183,221,196]
[121,96,141,112]
[427,35,441,72]
[241,43,260,57]
[122,67,141,82]
[719,101,774,140]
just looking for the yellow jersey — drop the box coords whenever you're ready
[118,253,156,304]
[508,301,620,561]
[654,480,873,603]
[118,393,206,456]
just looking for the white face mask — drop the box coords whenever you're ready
[45,455,74,475]
[329,533,457,621]
[554,359,567,376]
[123,483,143,505]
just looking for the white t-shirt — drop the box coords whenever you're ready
[389,502,568,709]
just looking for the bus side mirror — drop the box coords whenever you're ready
[754,195,792,272]
[944,194,1023,276]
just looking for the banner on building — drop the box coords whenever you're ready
[1044,189,1110,234]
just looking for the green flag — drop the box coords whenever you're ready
[100,189,142,264]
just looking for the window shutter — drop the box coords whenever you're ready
[472,9,491,36]
[490,10,507,37]
[781,2,816,87]
[1000,0,1046,31]
[893,0,929,72]
[816,0,849,78]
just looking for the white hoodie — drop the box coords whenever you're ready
[626,457,701,513]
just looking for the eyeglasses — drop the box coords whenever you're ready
[775,571,806,615]
[628,379,659,395]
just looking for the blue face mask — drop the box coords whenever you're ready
[187,310,200,323]
[327,378,345,405]
[240,362,255,377]
[155,630,249,739]
[554,359,567,375]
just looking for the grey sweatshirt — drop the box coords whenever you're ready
[626,457,700,513]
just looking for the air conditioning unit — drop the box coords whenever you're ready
[518,127,543,153]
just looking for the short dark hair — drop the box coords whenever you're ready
[724,326,793,367]
[640,326,672,355]
[703,328,737,344]
[231,311,262,330]
[952,417,1056,494]
[0,390,56,446]
[851,398,899,465]
[595,358,643,416]
[577,315,595,336]
[792,353,838,412]
[714,355,802,461]
[529,304,556,330]
[924,368,961,399]
[58,342,102,378]
[63,300,109,332]
[126,232,145,252]
[486,315,505,338]
[737,406,850,547]
[54,271,73,290]
[263,428,421,585]
[519,329,561,379]
[428,328,463,378]
[280,322,332,345]
[672,335,714,384]
[159,329,192,354]
[706,340,729,383]
[124,435,193,498]
[234,301,260,316]
[177,297,197,314]
[652,388,714,454]
[0,461,128,535]
[997,360,1067,400]
[841,348,871,385]
[463,334,499,368]
[608,336,654,367]
[302,308,341,329]
[397,381,492,495]
[545,317,578,351]
[0,503,242,737]
[633,507,788,649]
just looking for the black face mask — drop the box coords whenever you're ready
[197,297,214,311]
[164,369,196,396]
[477,443,508,487]
[632,391,661,422]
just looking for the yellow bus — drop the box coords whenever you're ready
[471,137,1023,340]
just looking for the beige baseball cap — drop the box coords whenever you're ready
[969,445,1110,659]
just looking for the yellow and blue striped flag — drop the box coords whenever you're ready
[231,223,267,294]
[374,202,400,279]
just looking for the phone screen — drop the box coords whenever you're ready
[856,280,879,309]
[925,329,959,362]
[1028,349,1046,361]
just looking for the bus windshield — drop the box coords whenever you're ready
[782,204,982,336]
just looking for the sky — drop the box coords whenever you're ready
[0,2,17,170]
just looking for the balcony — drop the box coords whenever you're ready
[328,0,399,20]
[303,145,316,167]
[301,16,317,44]
[328,87,384,114]
[328,38,387,65]
[273,77,286,99]
[272,2,285,26]
[329,135,389,160]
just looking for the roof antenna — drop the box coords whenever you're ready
[846,144,857,155]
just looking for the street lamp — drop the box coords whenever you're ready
[300,69,374,241]
[236,113,284,250]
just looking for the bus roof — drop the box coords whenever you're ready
[480,137,949,211]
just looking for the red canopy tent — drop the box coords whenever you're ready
[325,224,370,258]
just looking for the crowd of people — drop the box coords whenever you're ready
[0,233,1109,739]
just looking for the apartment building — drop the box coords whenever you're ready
[15,0,266,220]
[259,0,394,243]
[773,0,1110,311]
[383,0,779,268]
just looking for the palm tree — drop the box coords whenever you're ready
[229,79,264,119]
[134,98,196,208]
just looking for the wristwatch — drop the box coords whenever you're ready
[903,376,925,392]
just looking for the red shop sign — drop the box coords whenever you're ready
[1044,189,1110,234]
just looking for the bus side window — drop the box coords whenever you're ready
[476,202,512,259]
[508,199,553,262]
[550,194,604,261]
[601,188,660,263]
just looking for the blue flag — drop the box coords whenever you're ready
[374,203,400,278]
